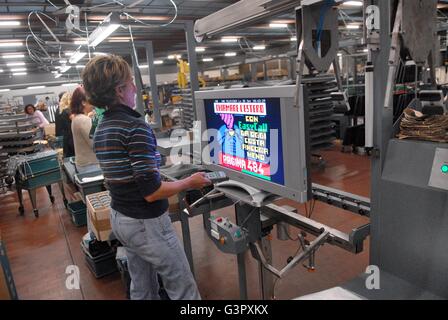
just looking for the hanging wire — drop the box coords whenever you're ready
[160,0,178,27]
[45,0,60,9]
[122,0,178,28]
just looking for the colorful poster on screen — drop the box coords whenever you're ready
[204,98,285,185]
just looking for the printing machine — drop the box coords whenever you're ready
[187,0,448,300]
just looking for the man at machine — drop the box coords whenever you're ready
[82,54,211,300]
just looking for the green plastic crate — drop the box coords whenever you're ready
[18,169,62,189]
[74,171,106,200]
[67,201,87,227]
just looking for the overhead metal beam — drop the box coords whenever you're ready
[194,0,346,41]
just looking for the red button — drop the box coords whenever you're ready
[217,218,223,223]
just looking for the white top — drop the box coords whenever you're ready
[31,110,49,128]
[71,114,98,167]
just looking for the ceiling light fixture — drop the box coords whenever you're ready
[69,50,86,64]
[89,12,121,47]
[62,83,78,87]
[0,21,21,26]
[0,42,23,47]
[168,54,182,60]
[269,23,288,28]
[6,62,25,67]
[346,24,360,29]
[253,45,266,50]
[27,86,45,90]
[225,52,237,57]
[0,89,10,92]
[221,37,238,43]
[60,65,71,73]
[203,58,214,62]
[13,72,26,76]
[343,1,363,7]
[3,54,24,59]
[10,68,26,72]
[154,60,164,65]
[196,47,206,52]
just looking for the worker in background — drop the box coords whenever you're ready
[36,99,51,122]
[70,86,99,174]
[24,103,49,129]
[82,55,211,300]
[55,92,75,158]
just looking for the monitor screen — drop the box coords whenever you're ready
[204,98,285,186]
[195,85,311,204]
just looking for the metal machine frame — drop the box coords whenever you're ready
[185,0,372,300]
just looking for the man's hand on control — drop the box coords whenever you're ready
[187,172,212,190]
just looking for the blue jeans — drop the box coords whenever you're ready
[110,209,201,300]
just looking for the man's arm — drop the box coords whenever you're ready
[128,123,210,203]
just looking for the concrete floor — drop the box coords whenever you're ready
[0,146,371,300]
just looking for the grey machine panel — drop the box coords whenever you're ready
[376,139,448,298]
[428,148,448,191]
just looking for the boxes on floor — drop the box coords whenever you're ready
[86,191,112,242]
[168,195,180,213]
[44,123,56,137]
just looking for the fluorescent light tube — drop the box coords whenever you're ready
[7,62,25,66]
[69,51,86,64]
[0,21,20,26]
[89,23,120,47]
[3,54,24,59]
[27,86,45,89]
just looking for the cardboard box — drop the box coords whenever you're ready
[168,195,180,213]
[44,123,56,136]
[86,191,112,242]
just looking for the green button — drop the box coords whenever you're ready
[442,165,448,174]
[234,230,241,238]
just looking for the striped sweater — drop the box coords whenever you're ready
[93,104,168,219]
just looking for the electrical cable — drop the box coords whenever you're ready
[123,0,178,28]
[45,0,60,9]
[160,0,178,27]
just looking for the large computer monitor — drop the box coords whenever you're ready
[195,85,311,203]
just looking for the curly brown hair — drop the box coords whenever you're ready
[81,54,132,108]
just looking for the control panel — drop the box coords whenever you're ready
[428,148,448,191]
[209,216,248,254]
[204,171,229,184]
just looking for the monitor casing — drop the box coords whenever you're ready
[195,85,311,203]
